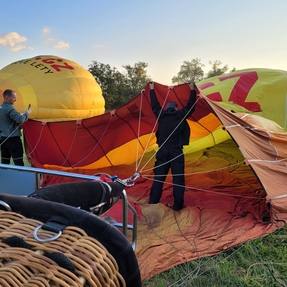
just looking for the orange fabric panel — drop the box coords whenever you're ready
[207,99,287,212]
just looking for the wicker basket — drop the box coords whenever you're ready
[0,210,126,287]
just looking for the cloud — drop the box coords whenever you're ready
[42,26,70,50]
[93,44,105,49]
[0,32,28,52]
[42,27,51,35]
[54,41,70,50]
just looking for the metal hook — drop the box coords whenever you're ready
[33,224,62,242]
[0,200,11,211]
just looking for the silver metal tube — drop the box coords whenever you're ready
[0,163,101,181]
[0,163,138,248]
[121,189,129,236]
[128,202,138,250]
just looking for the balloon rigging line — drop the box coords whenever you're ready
[140,150,185,173]
[136,88,171,171]
[135,90,144,172]
[170,207,237,286]
[139,96,201,173]
[0,126,22,147]
[0,123,45,162]
[141,160,245,176]
[24,123,45,158]
[60,121,80,166]
[173,88,218,147]
[141,175,265,199]
[169,207,250,286]
[172,209,275,287]
[141,213,191,262]
[23,114,113,168]
[70,115,113,167]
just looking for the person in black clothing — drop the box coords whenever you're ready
[148,82,198,211]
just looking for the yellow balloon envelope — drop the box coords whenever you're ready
[0,55,104,120]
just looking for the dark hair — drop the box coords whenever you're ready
[3,89,14,97]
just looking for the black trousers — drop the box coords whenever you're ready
[149,146,185,209]
[0,137,24,166]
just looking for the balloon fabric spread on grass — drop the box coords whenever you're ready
[23,68,287,280]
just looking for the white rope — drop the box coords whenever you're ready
[272,194,287,200]
[1,123,45,163]
[141,160,245,176]
[0,125,21,147]
[139,96,201,173]
[136,88,171,171]
[141,175,264,199]
[248,157,287,163]
[224,124,241,129]
[135,90,144,171]
[24,122,46,159]
[140,151,185,173]
[60,121,80,166]
[70,114,113,167]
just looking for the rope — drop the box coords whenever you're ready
[141,175,266,200]
[0,123,46,163]
[141,160,245,176]
[139,96,201,173]
[0,126,21,147]
[60,121,80,166]
[135,91,144,172]
[74,115,113,167]
[173,88,217,147]
[167,197,265,286]
[136,88,171,172]
[248,157,287,163]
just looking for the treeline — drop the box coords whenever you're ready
[88,58,235,110]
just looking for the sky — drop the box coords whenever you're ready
[0,0,287,84]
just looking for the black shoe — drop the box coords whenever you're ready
[149,200,160,204]
[172,205,184,211]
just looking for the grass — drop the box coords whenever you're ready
[144,225,287,287]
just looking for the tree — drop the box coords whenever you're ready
[172,58,204,84]
[89,61,127,109]
[206,60,229,78]
[88,61,150,110]
[123,62,150,96]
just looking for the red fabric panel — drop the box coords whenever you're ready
[24,83,213,168]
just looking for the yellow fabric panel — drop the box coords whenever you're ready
[44,128,230,172]
[198,68,287,129]
[0,55,104,120]
[188,113,223,139]
[197,113,222,132]
[184,128,230,154]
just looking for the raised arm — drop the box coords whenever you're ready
[8,105,31,124]
[149,82,162,117]
[178,83,197,119]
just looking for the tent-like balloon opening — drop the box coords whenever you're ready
[23,68,287,279]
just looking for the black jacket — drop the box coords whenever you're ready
[150,89,196,147]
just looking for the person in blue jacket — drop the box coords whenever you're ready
[149,82,198,210]
[0,89,31,165]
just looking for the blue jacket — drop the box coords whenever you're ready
[0,103,29,137]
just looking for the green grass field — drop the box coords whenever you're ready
[144,225,287,287]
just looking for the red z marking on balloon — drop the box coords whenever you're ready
[37,57,74,72]
[198,71,261,112]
